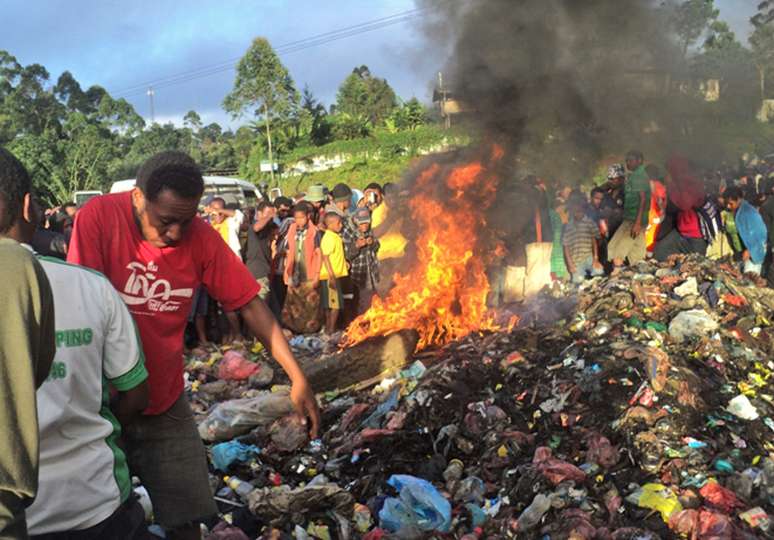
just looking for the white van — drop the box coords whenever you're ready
[73,190,103,208]
[109,176,261,209]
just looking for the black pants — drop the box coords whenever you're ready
[31,497,151,540]
[653,230,707,262]
[765,250,774,288]
[269,274,287,320]
[339,275,357,330]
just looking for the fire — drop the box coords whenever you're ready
[344,147,507,350]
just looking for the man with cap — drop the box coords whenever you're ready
[607,151,651,269]
[305,184,326,226]
[350,207,380,314]
[326,183,359,326]
[601,163,626,239]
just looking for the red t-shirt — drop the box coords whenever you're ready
[68,192,260,414]
[677,209,702,239]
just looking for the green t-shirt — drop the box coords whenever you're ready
[624,165,651,226]
[0,239,56,536]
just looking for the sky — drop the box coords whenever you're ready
[1,0,759,129]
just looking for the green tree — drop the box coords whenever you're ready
[753,1,774,26]
[387,98,428,132]
[335,65,397,126]
[223,37,299,185]
[692,21,758,120]
[300,84,331,145]
[750,19,774,99]
[331,112,371,140]
[183,110,202,132]
[673,0,719,56]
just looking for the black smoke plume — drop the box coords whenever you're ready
[417,0,690,180]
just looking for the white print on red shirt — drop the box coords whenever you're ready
[120,261,193,313]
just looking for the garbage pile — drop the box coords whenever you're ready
[182,255,774,539]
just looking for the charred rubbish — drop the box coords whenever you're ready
[177,254,774,539]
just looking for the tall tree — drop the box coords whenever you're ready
[674,0,719,57]
[750,19,774,99]
[754,1,774,25]
[692,21,757,119]
[335,65,397,125]
[223,37,298,185]
[183,110,202,132]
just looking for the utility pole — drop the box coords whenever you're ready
[147,86,155,124]
[263,103,275,186]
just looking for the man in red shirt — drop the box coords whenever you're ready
[68,151,320,540]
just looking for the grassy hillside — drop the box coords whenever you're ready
[272,124,469,195]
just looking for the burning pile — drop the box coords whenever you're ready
[344,147,506,350]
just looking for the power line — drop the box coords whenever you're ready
[114,13,421,99]
[118,15,419,99]
[111,8,425,100]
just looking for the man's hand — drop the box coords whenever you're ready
[290,378,320,439]
[743,249,751,261]
[239,296,321,438]
[310,279,319,289]
[328,277,337,289]
[630,221,642,238]
[366,237,374,245]
[356,238,368,248]
[567,263,576,275]
[592,260,603,271]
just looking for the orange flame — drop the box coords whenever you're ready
[344,148,506,350]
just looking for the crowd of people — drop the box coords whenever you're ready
[488,149,774,305]
[188,179,398,349]
[0,149,322,540]
[5,141,774,540]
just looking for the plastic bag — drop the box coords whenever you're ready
[452,476,485,505]
[668,509,698,535]
[198,391,295,442]
[668,309,718,342]
[217,350,259,381]
[210,440,260,471]
[269,414,309,452]
[699,481,744,513]
[585,433,619,469]
[379,475,452,534]
[247,483,353,520]
[247,361,274,388]
[205,521,250,540]
[726,394,759,420]
[695,509,733,539]
[517,493,552,531]
[673,277,698,297]
[625,483,682,522]
[532,446,587,485]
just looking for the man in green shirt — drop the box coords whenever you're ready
[607,150,651,268]
[0,147,56,538]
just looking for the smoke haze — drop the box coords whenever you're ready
[416,0,693,181]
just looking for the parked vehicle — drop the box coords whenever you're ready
[109,176,261,209]
[73,190,103,208]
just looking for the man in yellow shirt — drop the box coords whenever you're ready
[319,213,348,335]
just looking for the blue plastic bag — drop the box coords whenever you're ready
[379,474,451,533]
[361,385,401,429]
[211,441,260,471]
